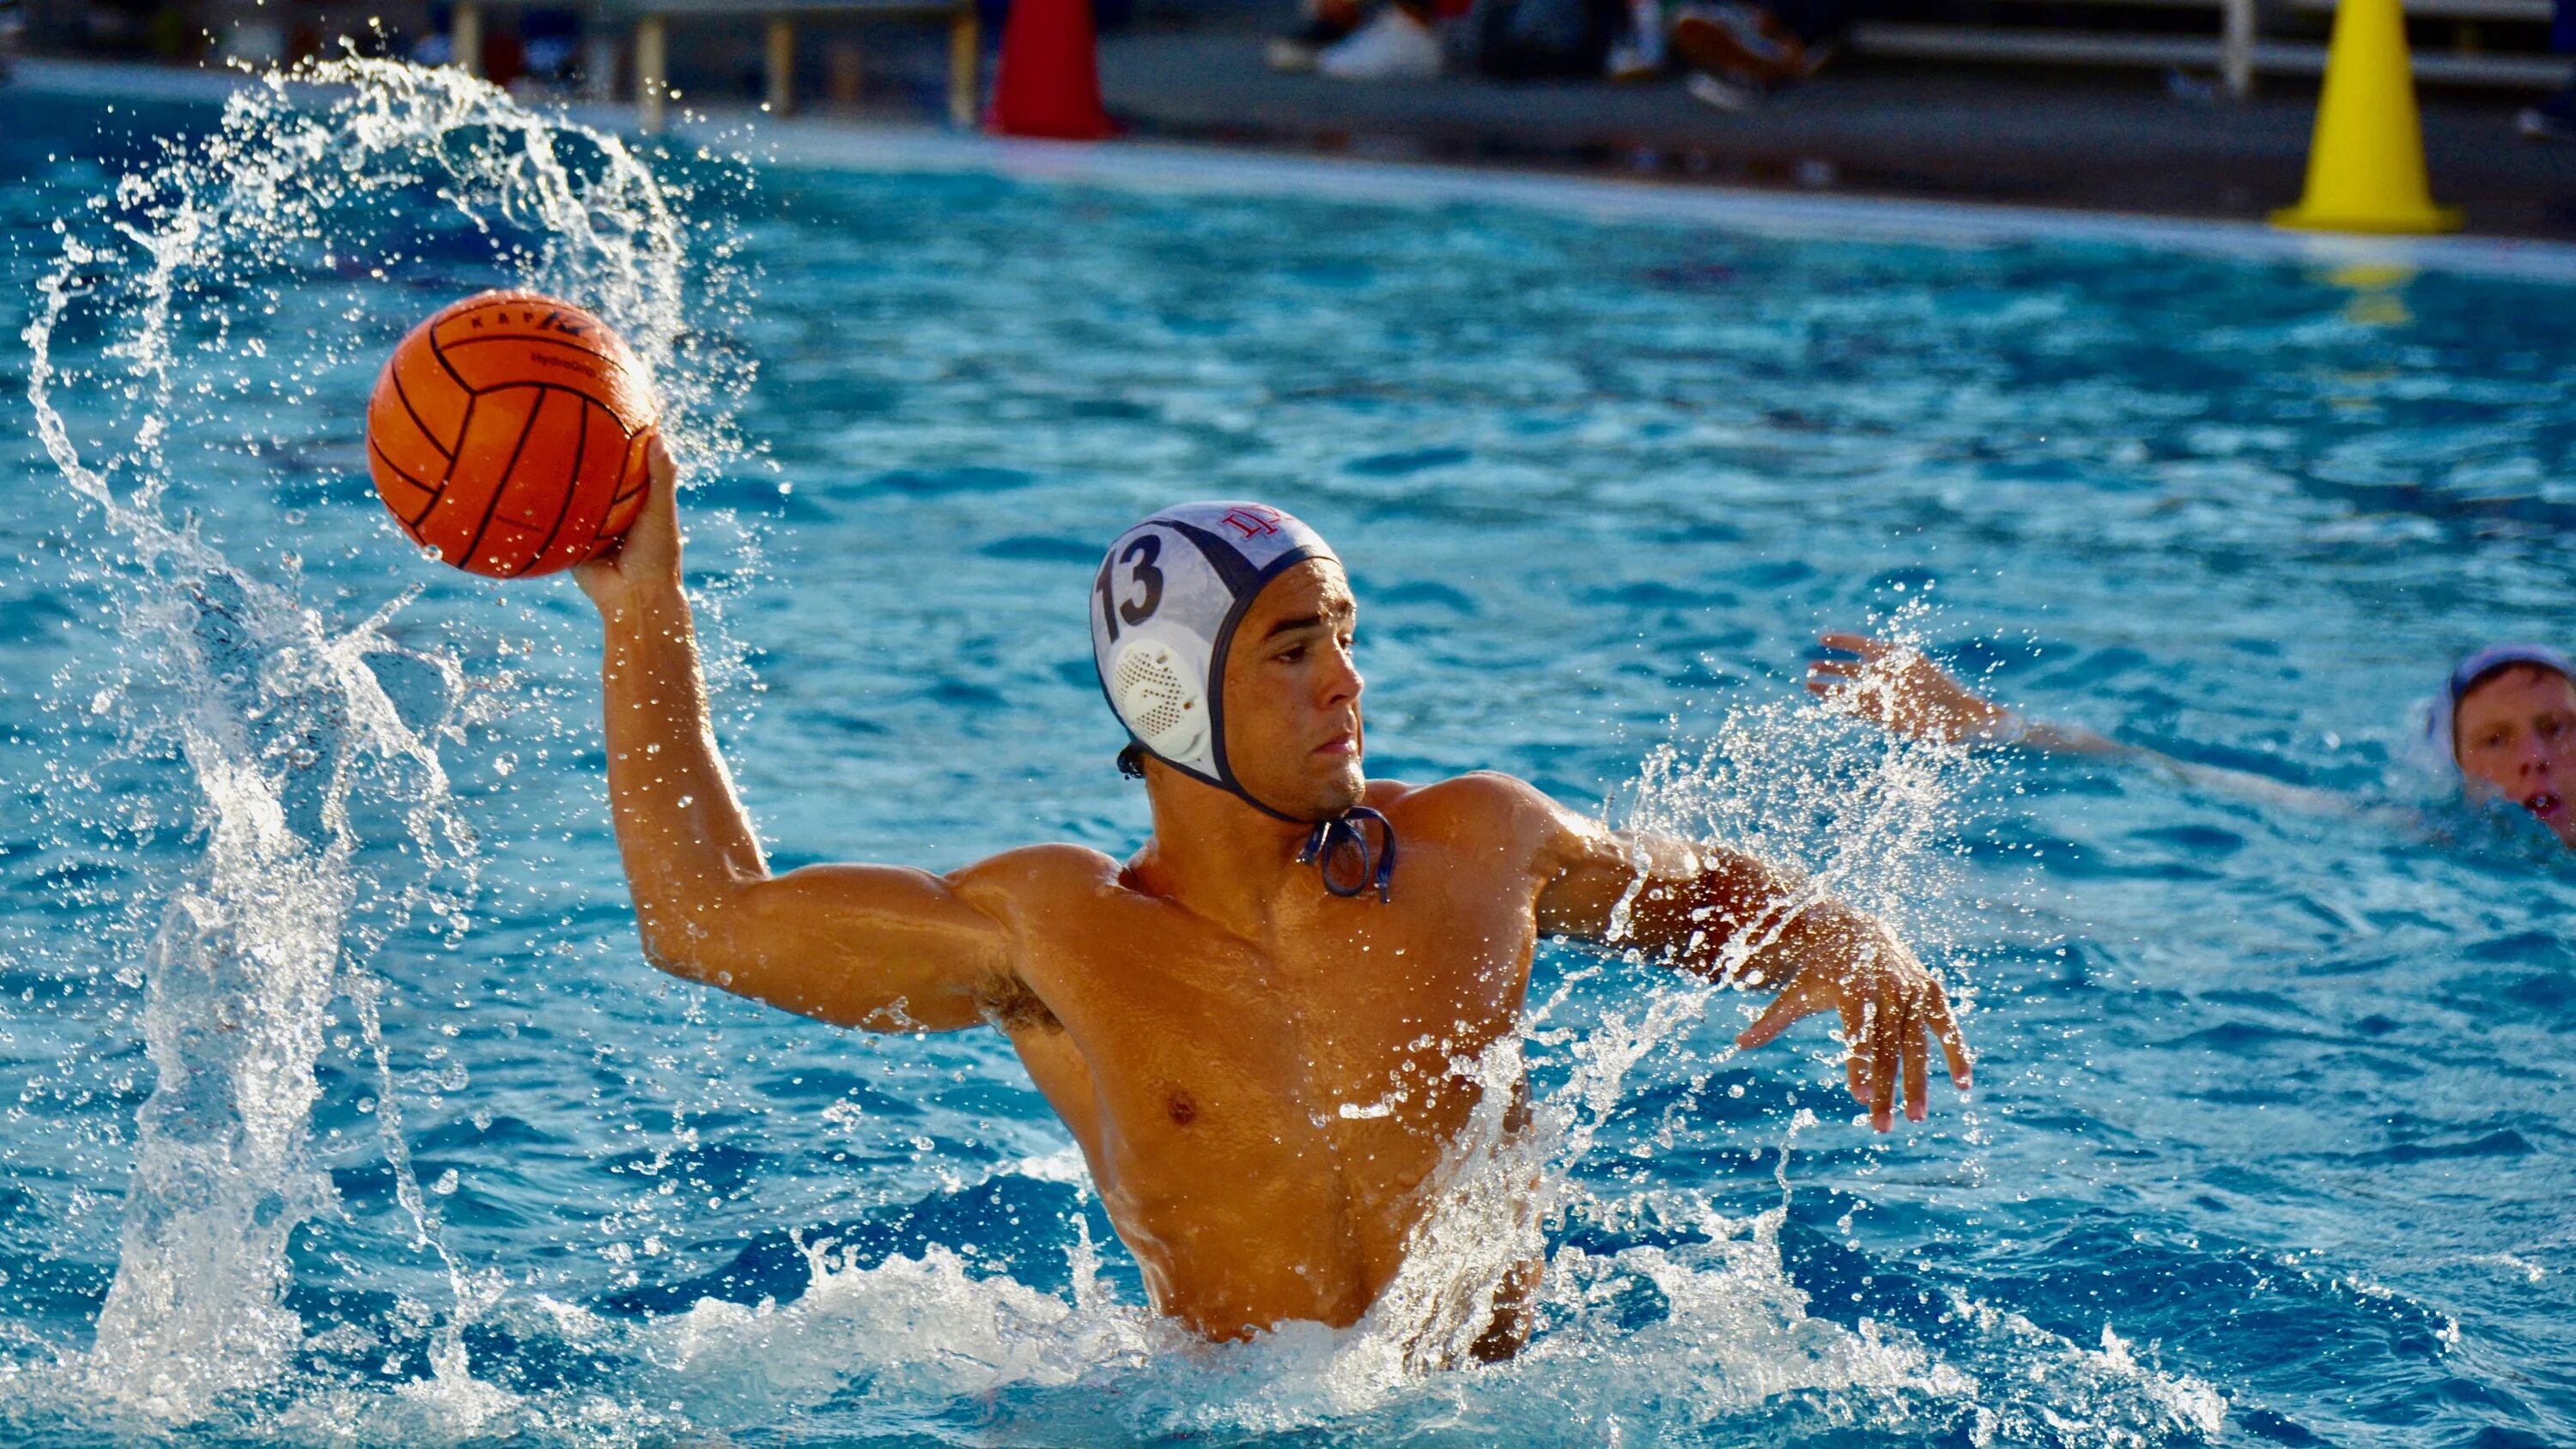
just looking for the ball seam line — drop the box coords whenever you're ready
[424,317,477,401]
[456,388,546,573]
[517,390,593,579]
[366,435,439,534]
[386,361,456,462]
[592,432,649,550]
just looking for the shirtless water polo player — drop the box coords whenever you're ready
[576,441,1973,1353]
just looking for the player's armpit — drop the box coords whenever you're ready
[660,860,1016,1033]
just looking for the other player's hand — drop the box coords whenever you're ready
[575,431,680,611]
[1807,632,2011,745]
[1734,925,1971,1132]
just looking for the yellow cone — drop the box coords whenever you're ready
[2272,0,2464,234]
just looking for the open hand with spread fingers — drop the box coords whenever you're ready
[1735,917,1972,1131]
[1806,632,2014,746]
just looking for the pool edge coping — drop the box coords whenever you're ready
[20,55,2576,284]
[726,118,2576,284]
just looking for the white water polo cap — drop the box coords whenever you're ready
[1091,501,1396,900]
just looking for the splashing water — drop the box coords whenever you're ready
[20,57,750,1427]
[0,61,2249,1446]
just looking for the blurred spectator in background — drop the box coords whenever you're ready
[1267,0,1848,88]
[1257,0,1844,91]
[1271,0,1638,81]
[1666,0,1842,108]
[1270,0,1448,77]
[2518,0,2573,139]
[1473,0,1626,77]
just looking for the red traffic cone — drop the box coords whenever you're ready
[987,0,1117,139]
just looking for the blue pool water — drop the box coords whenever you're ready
[2,63,2573,1446]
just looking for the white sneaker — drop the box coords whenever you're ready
[1685,68,1756,111]
[1317,9,1442,80]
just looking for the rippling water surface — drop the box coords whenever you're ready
[1,66,2571,1447]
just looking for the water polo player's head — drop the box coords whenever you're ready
[2435,644,2576,843]
[1091,502,1367,826]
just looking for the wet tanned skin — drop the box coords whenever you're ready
[576,447,1972,1349]
[2452,665,2576,846]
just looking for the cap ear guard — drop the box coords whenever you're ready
[1111,639,1210,769]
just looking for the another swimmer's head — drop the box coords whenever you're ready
[2438,645,2576,844]
[1092,503,1365,822]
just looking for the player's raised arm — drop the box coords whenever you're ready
[572,440,1012,1032]
[1516,778,1971,1131]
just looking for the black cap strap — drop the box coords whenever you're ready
[1297,806,1398,903]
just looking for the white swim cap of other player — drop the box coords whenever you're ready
[2424,642,2576,768]
[1091,501,1341,816]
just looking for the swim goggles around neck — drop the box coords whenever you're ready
[1091,501,1395,902]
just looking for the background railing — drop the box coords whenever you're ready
[1853,0,2566,96]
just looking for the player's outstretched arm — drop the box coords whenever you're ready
[1807,632,2127,755]
[1811,632,2351,816]
[1515,779,1971,1131]
[573,439,1010,1032]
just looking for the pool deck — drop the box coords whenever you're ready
[1095,18,2576,242]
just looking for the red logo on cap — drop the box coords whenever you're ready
[1218,506,1285,542]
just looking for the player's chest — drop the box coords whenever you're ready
[1034,891,1535,1149]
[1048,854,1532,1043]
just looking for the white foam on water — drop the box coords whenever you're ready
[19,53,750,1429]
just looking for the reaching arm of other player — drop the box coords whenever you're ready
[1520,780,1971,1131]
[1806,632,2129,756]
[1810,632,2352,816]
[573,438,1011,1032]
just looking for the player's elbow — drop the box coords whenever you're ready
[633,915,708,983]
[629,892,749,988]
[631,847,781,964]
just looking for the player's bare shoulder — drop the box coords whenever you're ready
[945,843,1127,920]
[1371,771,1577,862]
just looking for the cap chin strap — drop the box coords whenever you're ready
[1297,806,1398,903]
[1221,772,1397,905]
[1237,780,1397,905]
[1127,743,1399,903]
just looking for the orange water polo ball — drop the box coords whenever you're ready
[365,290,658,579]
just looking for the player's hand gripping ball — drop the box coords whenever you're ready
[365,290,659,578]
